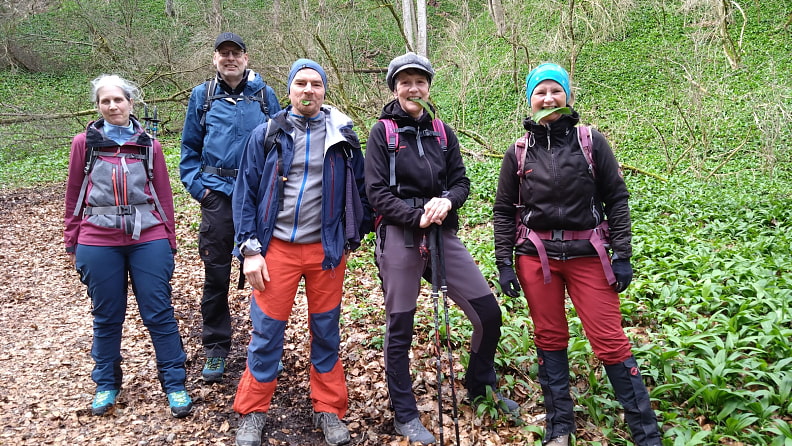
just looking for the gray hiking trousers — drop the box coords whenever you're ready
[375,224,502,423]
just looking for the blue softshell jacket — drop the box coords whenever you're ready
[180,70,281,200]
[232,105,372,270]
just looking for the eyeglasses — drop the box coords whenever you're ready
[216,50,245,59]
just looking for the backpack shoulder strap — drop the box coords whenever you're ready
[74,146,97,217]
[262,124,285,211]
[514,132,530,178]
[431,118,447,152]
[255,81,270,119]
[379,118,446,189]
[379,119,399,188]
[576,125,595,179]
[199,77,218,128]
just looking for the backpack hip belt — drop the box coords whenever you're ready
[516,220,614,285]
[82,203,157,240]
[201,165,239,177]
[403,197,431,208]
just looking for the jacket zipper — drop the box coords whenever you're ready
[419,131,435,193]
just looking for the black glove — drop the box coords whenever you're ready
[611,258,633,293]
[498,265,521,297]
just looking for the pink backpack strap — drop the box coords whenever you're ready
[515,133,530,177]
[589,221,615,285]
[431,118,447,151]
[379,119,399,187]
[577,125,595,179]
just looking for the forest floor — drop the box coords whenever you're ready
[0,184,591,446]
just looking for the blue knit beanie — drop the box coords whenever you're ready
[525,63,571,104]
[287,59,327,94]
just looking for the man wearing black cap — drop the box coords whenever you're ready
[180,32,281,384]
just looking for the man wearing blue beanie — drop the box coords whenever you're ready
[287,58,328,93]
[231,59,371,446]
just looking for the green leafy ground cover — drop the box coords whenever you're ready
[461,162,792,445]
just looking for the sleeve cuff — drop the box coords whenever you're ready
[240,238,262,256]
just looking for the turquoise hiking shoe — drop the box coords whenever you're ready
[91,389,119,415]
[168,390,193,418]
[202,357,226,382]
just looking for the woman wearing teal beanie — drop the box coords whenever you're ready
[493,63,662,446]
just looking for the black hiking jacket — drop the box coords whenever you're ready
[365,99,468,231]
[493,111,632,263]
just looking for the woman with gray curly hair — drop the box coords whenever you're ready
[64,74,192,419]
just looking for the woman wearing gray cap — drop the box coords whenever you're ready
[364,52,520,445]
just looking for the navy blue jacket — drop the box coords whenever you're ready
[233,106,371,270]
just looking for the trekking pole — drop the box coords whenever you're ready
[428,228,445,446]
[433,224,461,445]
[143,105,160,138]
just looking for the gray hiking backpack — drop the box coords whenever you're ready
[72,123,167,240]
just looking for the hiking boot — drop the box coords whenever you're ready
[202,357,226,382]
[167,390,193,418]
[91,389,119,415]
[236,412,267,446]
[394,417,436,445]
[546,434,570,445]
[313,412,351,446]
[495,391,521,418]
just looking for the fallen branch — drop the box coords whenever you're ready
[0,92,191,125]
[622,163,667,181]
[0,109,97,125]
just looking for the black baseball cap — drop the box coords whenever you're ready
[214,32,246,52]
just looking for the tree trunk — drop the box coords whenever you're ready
[210,0,223,33]
[488,0,506,37]
[416,0,427,56]
[402,0,415,50]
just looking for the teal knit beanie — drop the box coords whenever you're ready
[525,63,571,104]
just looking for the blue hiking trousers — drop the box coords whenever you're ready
[75,239,187,393]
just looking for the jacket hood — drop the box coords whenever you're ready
[244,70,267,92]
[85,117,151,148]
[522,109,581,134]
[379,98,438,127]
